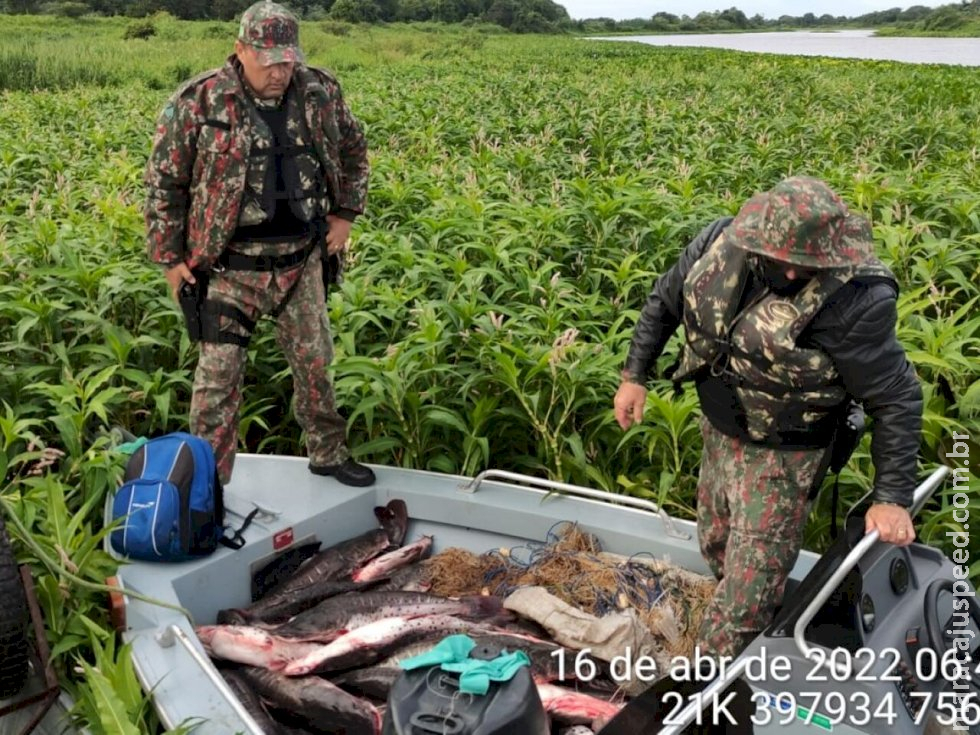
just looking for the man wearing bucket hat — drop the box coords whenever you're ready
[144,1,375,487]
[614,176,922,659]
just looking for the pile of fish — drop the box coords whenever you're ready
[199,500,625,734]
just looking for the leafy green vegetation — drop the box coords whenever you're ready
[0,15,978,733]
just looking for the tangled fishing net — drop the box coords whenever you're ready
[422,522,715,659]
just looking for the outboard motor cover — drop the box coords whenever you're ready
[382,647,548,735]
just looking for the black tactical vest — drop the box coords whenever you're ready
[234,85,324,241]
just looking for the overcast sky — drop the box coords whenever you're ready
[559,1,949,20]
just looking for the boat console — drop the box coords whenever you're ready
[749,515,978,735]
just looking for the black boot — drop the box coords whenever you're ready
[309,458,376,487]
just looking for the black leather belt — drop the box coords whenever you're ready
[218,242,312,271]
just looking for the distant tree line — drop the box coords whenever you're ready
[2,0,570,32]
[3,0,979,35]
[572,1,980,33]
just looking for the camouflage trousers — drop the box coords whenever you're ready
[190,239,348,485]
[694,416,826,659]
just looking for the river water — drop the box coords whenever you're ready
[590,29,980,67]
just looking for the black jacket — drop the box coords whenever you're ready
[624,217,922,507]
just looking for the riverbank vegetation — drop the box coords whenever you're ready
[574,2,980,36]
[874,4,980,36]
[1,16,978,733]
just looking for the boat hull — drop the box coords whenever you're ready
[109,456,972,735]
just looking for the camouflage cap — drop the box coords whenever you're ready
[238,1,304,66]
[728,176,868,269]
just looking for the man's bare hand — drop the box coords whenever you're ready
[325,215,352,255]
[866,503,915,546]
[165,263,195,301]
[614,381,647,430]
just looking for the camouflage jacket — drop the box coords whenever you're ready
[144,56,369,268]
[624,217,922,507]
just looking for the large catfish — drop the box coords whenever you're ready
[283,614,508,676]
[331,665,402,701]
[219,668,311,735]
[249,540,322,602]
[369,561,432,593]
[224,500,408,624]
[235,666,383,735]
[536,683,623,729]
[197,625,324,671]
[351,536,432,583]
[274,591,504,643]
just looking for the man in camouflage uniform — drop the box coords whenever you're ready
[614,177,922,659]
[144,1,375,487]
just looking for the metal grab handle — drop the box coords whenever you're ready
[155,623,266,735]
[909,465,950,518]
[458,469,691,541]
[793,465,950,674]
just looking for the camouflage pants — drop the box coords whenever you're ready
[189,240,348,485]
[694,416,826,659]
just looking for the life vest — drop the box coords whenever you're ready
[672,231,895,443]
[238,84,324,229]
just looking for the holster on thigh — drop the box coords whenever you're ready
[179,270,256,348]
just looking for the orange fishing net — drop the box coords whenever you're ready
[422,522,714,658]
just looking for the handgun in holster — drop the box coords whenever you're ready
[810,399,867,539]
[316,217,342,296]
[178,271,209,342]
[807,399,866,504]
[323,251,341,290]
[829,399,866,474]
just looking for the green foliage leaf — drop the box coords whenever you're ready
[79,660,142,735]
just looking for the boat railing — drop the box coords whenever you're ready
[458,469,691,540]
[154,623,267,735]
[655,464,950,735]
[792,464,950,673]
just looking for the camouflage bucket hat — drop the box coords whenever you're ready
[728,176,868,269]
[239,1,304,66]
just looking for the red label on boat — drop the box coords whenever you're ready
[273,528,294,550]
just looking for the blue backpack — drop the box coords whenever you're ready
[110,432,250,562]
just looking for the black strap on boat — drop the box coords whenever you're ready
[219,507,260,550]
